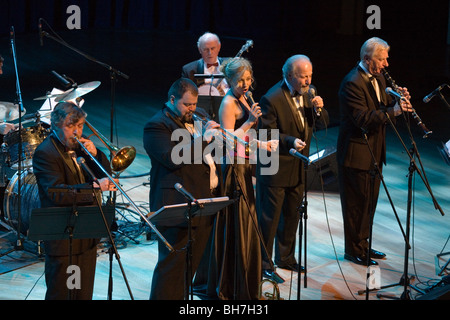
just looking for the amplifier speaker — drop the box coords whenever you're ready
[306,146,339,192]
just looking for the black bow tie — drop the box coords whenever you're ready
[207,62,219,68]
[291,91,301,97]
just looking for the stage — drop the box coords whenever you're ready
[0,2,449,301]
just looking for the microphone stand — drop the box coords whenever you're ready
[354,128,409,299]
[173,184,203,300]
[39,19,129,155]
[367,104,445,299]
[297,160,309,300]
[437,89,450,112]
[0,27,26,257]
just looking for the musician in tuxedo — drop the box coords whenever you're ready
[337,37,413,266]
[33,101,117,300]
[256,55,329,283]
[143,78,222,300]
[181,32,229,96]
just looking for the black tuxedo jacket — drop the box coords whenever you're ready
[181,57,229,86]
[337,65,396,170]
[143,106,222,226]
[257,80,329,187]
[32,133,111,256]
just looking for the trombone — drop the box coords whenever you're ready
[73,134,174,252]
[84,119,136,176]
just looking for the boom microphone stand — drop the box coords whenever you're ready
[38,18,129,148]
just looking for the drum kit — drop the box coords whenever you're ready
[0,81,101,238]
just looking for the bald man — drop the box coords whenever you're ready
[256,55,329,283]
[181,32,229,96]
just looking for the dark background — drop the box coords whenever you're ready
[0,0,449,149]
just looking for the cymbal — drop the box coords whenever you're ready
[0,101,26,122]
[33,89,74,101]
[55,81,101,102]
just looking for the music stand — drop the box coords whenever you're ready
[28,205,114,242]
[194,74,224,122]
[149,196,234,300]
[28,204,114,300]
[28,186,134,300]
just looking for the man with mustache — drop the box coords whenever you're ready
[33,101,116,299]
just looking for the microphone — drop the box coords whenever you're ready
[307,87,322,116]
[174,183,198,205]
[385,87,404,100]
[423,84,446,103]
[289,148,311,165]
[245,91,256,106]
[76,157,98,182]
[307,87,316,101]
[38,19,43,46]
[51,70,72,89]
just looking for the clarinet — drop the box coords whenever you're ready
[381,69,432,138]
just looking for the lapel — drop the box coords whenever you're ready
[50,135,84,184]
[357,66,382,109]
[281,82,304,132]
[164,106,185,130]
[375,74,388,106]
[197,59,204,74]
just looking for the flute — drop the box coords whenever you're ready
[381,68,432,138]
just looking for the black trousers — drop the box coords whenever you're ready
[338,166,382,257]
[149,216,214,300]
[44,245,98,300]
[256,182,303,270]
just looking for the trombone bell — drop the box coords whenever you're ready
[259,279,283,300]
[84,119,136,174]
[111,145,136,173]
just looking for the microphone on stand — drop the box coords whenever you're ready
[385,87,404,100]
[289,148,311,165]
[77,157,98,183]
[174,183,199,205]
[423,84,447,103]
[51,70,72,89]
